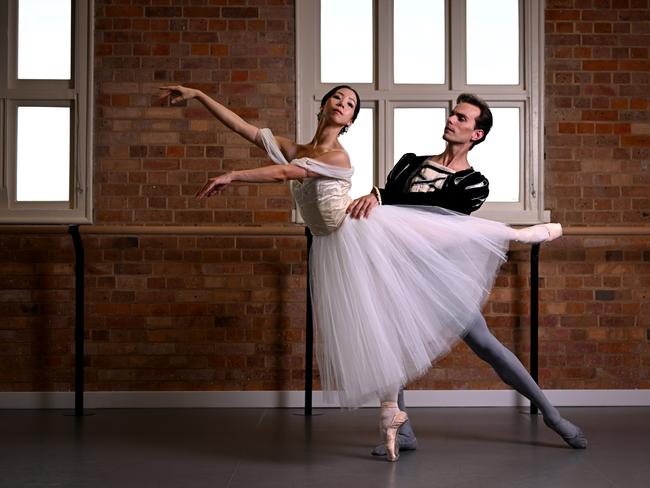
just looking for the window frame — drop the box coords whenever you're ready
[0,0,93,224]
[296,0,548,224]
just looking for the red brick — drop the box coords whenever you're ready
[582,60,618,70]
[231,70,249,82]
[622,135,650,146]
[619,60,650,71]
[145,7,182,17]
[558,122,576,134]
[191,44,210,56]
[547,9,580,20]
[152,45,170,56]
[184,7,222,18]
[106,6,143,17]
[143,32,180,43]
[211,44,229,56]
[222,7,259,18]
[581,110,618,121]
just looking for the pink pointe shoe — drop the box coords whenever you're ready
[515,223,563,244]
[380,410,409,462]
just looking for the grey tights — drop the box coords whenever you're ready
[372,314,587,455]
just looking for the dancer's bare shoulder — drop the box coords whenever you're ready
[293,144,351,168]
[314,150,351,169]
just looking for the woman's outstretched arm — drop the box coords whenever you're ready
[195,164,317,200]
[159,85,296,158]
[160,85,259,143]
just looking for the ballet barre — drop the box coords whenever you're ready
[304,226,650,415]
[0,224,648,417]
[1,224,303,417]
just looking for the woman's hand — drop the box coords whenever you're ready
[159,85,199,105]
[195,172,234,199]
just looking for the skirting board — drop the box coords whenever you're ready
[1,389,650,409]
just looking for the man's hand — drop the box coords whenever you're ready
[347,192,379,219]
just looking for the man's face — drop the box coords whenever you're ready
[442,102,484,146]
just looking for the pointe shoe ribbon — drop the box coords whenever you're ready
[515,223,563,244]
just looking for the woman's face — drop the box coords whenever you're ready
[321,88,358,128]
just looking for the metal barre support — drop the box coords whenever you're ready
[304,227,313,416]
[530,243,540,415]
[68,225,85,417]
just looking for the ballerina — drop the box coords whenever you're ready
[162,84,569,461]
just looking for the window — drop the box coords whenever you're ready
[297,0,547,223]
[0,0,93,223]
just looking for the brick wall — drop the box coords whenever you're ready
[94,0,295,226]
[0,0,648,394]
[545,0,650,226]
[540,0,650,388]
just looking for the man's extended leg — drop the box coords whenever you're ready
[463,314,587,449]
[371,388,418,456]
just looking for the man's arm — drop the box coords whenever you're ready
[348,171,489,218]
[380,171,489,214]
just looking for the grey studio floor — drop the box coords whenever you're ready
[1,407,649,488]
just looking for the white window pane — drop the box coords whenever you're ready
[471,108,520,202]
[17,107,71,202]
[340,108,374,198]
[394,0,445,84]
[466,0,519,85]
[18,0,71,80]
[321,0,373,83]
[393,108,447,165]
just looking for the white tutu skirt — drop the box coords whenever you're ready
[310,205,513,407]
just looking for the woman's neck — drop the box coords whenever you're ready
[309,123,341,150]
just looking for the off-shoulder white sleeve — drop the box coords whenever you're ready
[258,128,288,165]
[291,158,354,181]
[259,128,353,180]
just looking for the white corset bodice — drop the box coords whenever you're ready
[290,171,352,235]
[259,129,354,236]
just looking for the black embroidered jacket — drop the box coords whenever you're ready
[378,153,489,215]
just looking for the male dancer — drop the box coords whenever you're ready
[347,94,587,453]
